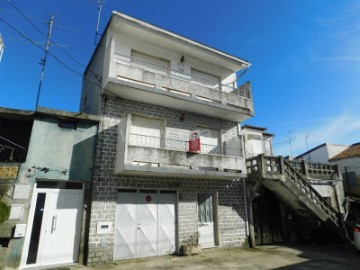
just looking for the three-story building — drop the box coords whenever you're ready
[81,11,254,263]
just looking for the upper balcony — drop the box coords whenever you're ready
[115,115,246,179]
[104,53,253,122]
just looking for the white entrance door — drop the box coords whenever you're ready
[114,191,176,260]
[197,193,215,248]
[24,187,83,267]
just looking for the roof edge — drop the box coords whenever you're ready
[111,11,251,67]
[35,107,100,122]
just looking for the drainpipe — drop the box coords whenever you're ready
[242,178,249,241]
[248,189,259,248]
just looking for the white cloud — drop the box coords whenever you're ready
[274,112,360,157]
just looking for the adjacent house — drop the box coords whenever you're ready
[0,107,99,269]
[241,125,273,158]
[80,11,254,263]
[329,143,360,197]
[295,143,348,164]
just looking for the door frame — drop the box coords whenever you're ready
[196,191,219,247]
[20,181,84,269]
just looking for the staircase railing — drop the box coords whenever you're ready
[282,159,339,226]
[246,155,340,227]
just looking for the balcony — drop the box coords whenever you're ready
[104,53,254,122]
[115,131,246,180]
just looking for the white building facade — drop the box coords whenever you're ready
[241,125,273,158]
[295,143,348,164]
[81,11,254,263]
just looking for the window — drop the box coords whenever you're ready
[131,50,170,74]
[129,115,165,148]
[191,69,221,90]
[198,127,221,155]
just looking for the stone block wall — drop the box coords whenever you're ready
[87,95,247,263]
[88,176,247,263]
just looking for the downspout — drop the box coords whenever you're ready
[248,190,259,248]
[242,177,249,242]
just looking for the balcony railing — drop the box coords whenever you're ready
[129,133,243,157]
[113,53,251,99]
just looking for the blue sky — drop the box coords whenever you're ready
[0,0,359,156]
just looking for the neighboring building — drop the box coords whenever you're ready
[0,107,99,269]
[330,143,360,197]
[81,11,253,263]
[241,125,273,158]
[295,143,348,164]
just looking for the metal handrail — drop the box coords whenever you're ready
[113,53,251,99]
[129,133,243,157]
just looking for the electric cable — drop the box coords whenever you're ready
[0,16,106,99]
[6,0,99,78]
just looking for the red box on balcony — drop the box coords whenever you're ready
[189,131,201,153]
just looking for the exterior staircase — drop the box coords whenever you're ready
[246,155,345,235]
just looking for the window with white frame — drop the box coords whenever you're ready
[191,68,221,90]
[198,127,221,155]
[131,50,170,74]
[129,115,165,148]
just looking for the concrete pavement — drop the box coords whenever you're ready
[70,244,360,270]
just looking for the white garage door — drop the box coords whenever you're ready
[114,190,176,260]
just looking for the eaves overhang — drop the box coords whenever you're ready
[108,11,251,71]
[105,78,254,122]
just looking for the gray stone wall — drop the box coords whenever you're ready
[87,96,247,263]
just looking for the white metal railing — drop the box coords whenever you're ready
[113,53,251,99]
[129,133,243,157]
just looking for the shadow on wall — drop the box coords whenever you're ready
[69,134,98,189]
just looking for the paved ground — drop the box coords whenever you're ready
[71,244,360,270]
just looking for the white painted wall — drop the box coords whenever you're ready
[110,29,236,87]
[301,144,348,164]
[327,144,348,159]
[331,157,360,195]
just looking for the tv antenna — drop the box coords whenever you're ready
[94,0,106,45]
[284,130,296,159]
[305,133,315,151]
[35,14,54,109]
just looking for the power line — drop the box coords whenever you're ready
[0,15,106,108]
[0,16,83,77]
[0,8,80,32]
[6,0,86,70]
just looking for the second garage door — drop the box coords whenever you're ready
[114,190,176,260]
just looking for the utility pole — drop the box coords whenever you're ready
[94,0,105,45]
[35,15,54,109]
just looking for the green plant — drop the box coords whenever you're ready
[182,232,201,255]
[0,201,10,225]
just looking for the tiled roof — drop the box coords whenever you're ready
[330,143,360,161]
